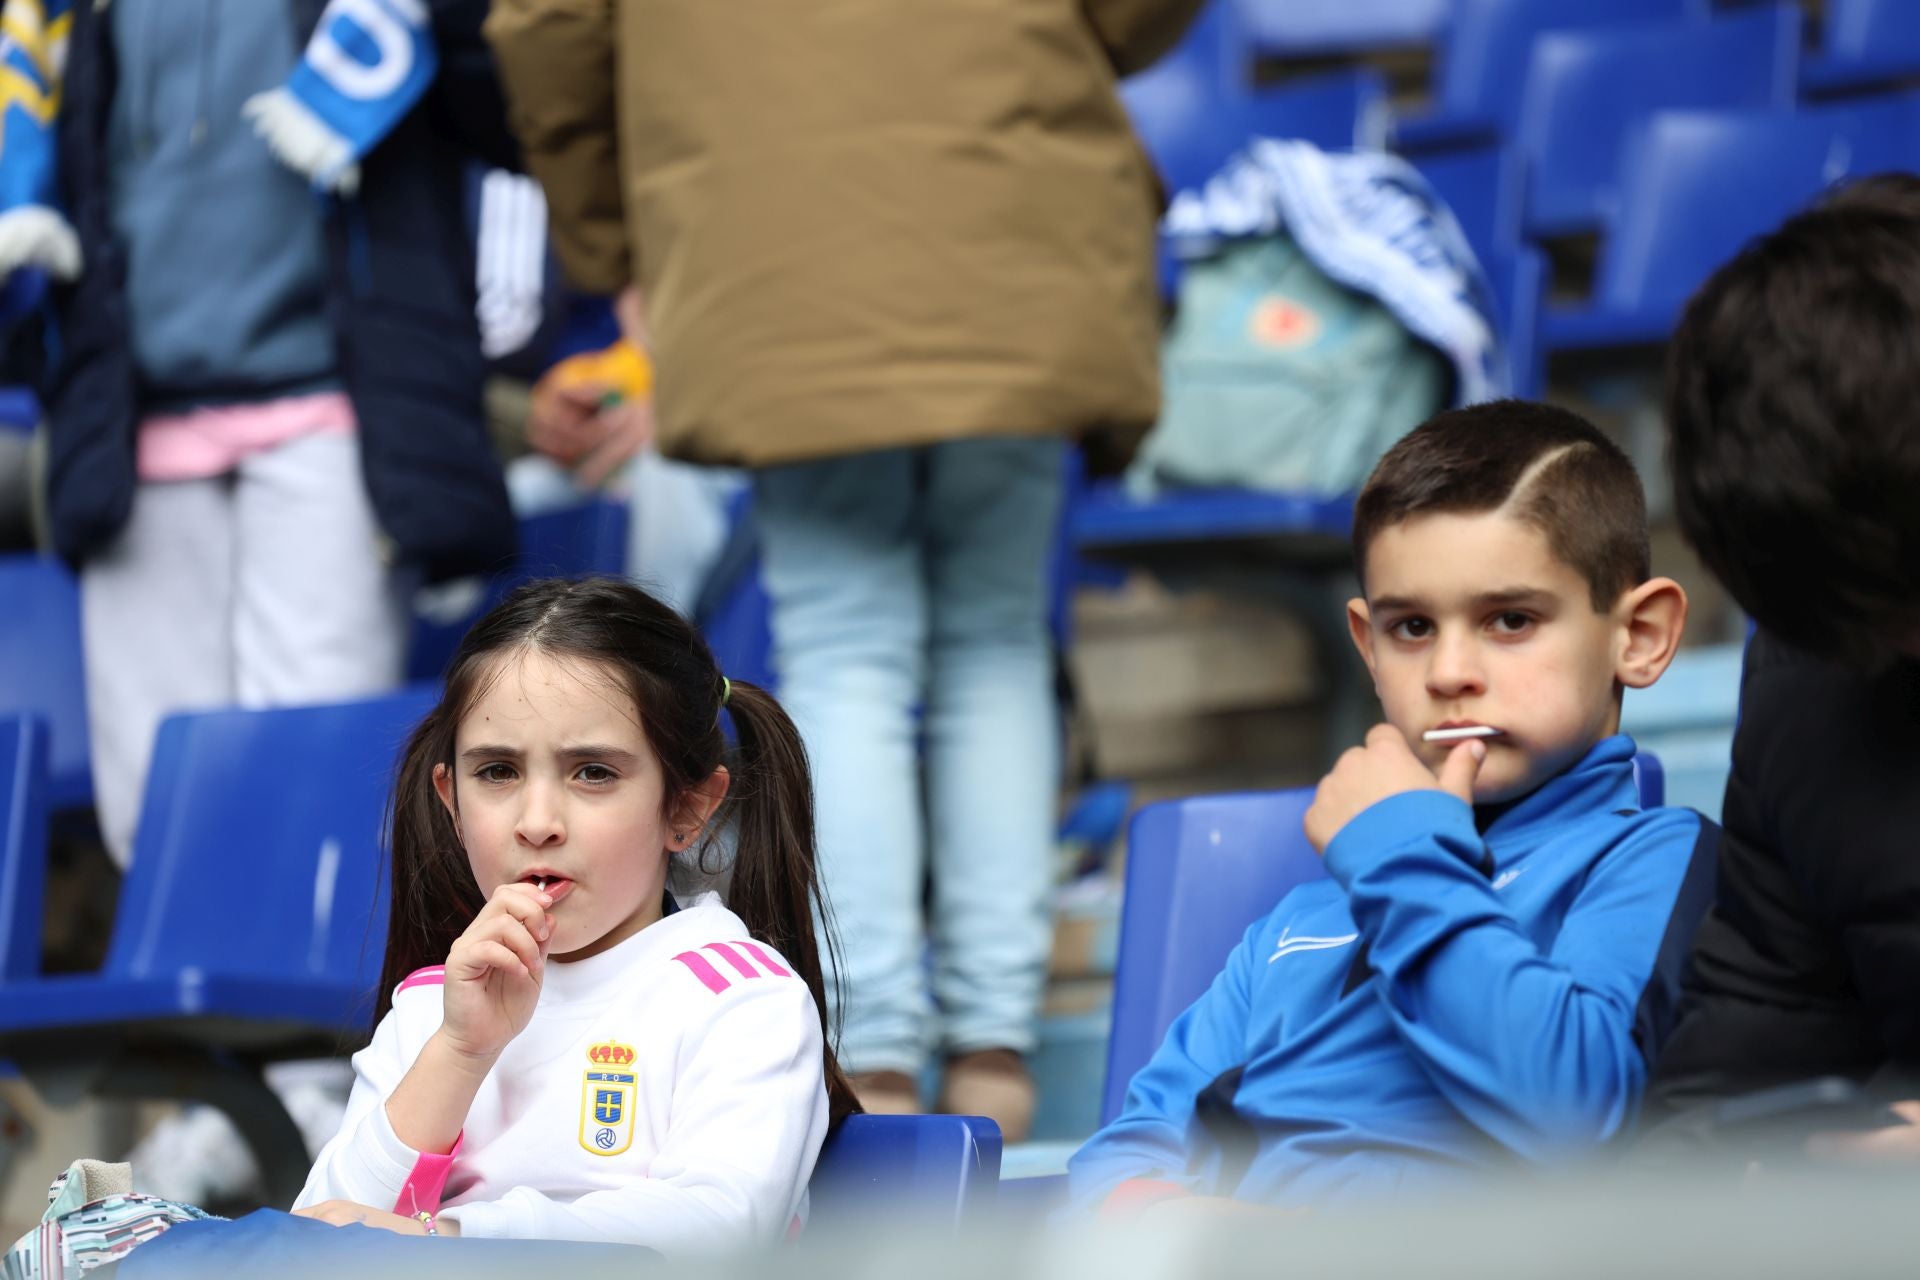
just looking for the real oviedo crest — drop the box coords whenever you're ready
[580,1042,638,1156]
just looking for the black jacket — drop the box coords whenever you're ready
[43,0,516,581]
[1648,629,1920,1113]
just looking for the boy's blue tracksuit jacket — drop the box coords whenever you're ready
[1070,735,1718,1206]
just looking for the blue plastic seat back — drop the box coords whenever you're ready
[1415,0,1704,142]
[1124,62,1387,197]
[100,688,435,1012]
[1412,146,1547,396]
[1519,4,1800,236]
[516,499,629,580]
[1591,97,1920,324]
[0,556,91,809]
[1101,755,1666,1125]
[0,715,49,982]
[1805,0,1920,93]
[1102,788,1321,1126]
[408,499,631,682]
[1235,0,1449,57]
[808,1113,1002,1231]
[0,388,37,434]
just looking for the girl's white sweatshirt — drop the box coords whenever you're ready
[296,892,829,1252]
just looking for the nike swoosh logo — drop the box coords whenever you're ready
[1268,926,1360,963]
[1492,868,1526,891]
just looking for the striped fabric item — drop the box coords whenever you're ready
[2,1163,219,1279]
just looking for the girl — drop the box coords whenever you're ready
[292,577,857,1249]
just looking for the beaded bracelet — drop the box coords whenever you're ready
[412,1211,438,1237]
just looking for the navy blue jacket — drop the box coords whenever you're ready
[1071,735,1718,1206]
[43,0,516,580]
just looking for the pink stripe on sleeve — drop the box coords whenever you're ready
[392,1132,463,1219]
[673,950,731,994]
[735,940,793,978]
[702,941,761,980]
[396,966,446,994]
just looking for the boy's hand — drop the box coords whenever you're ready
[1304,725,1485,853]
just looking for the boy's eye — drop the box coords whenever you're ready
[1491,611,1534,635]
[1389,617,1434,640]
[475,763,517,784]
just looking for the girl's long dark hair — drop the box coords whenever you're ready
[379,577,859,1125]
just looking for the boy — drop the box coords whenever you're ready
[1649,175,1920,1132]
[1070,400,1716,1209]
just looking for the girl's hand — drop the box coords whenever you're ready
[294,1201,455,1235]
[438,882,554,1063]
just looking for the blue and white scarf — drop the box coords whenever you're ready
[1163,139,1509,405]
[0,0,437,294]
[245,0,439,196]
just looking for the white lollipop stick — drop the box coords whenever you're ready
[1423,725,1504,743]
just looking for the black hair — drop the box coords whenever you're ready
[1665,173,1920,668]
[1353,399,1651,610]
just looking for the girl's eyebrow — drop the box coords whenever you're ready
[458,744,641,766]
[556,745,641,766]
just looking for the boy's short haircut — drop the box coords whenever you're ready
[1665,173,1920,668]
[1352,399,1650,611]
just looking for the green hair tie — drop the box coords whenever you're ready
[721,676,732,706]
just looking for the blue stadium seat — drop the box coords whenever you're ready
[1518,4,1800,237]
[0,388,36,435]
[1235,0,1449,58]
[0,556,91,810]
[1540,97,1920,353]
[1124,60,1388,199]
[1070,486,1354,552]
[0,687,434,1205]
[1803,0,1920,96]
[408,497,630,681]
[1101,756,1666,1125]
[1413,145,1547,396]
[1395,0,1706,152]
[808,1113,1003,1232]
[116,1118,998,1271]
[0,716,50,983]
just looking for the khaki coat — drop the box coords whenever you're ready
[485,0,1196,466]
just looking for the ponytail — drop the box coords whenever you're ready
[714,680,862,1127]
[376,702,485,1022]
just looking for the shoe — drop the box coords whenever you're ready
[850,1070,920,1116]
[124,1106,258,1205]
[936,1048,1035,1143]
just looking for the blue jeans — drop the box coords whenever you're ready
[754,438,1065,1074]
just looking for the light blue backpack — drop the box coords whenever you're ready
[1127,232,1449,499]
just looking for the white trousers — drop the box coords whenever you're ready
[80,432,406,867]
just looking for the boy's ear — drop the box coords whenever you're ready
[670,765,732,840]
[1615,577,1688,689]
[1346,598,1380,682]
